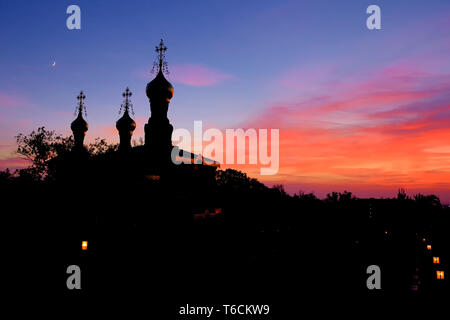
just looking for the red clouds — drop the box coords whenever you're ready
[241,63,450,200]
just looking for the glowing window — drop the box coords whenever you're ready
[433,257,440,264]
[427,245,432,251]
[82,241,88,251]
[436,271,445,280]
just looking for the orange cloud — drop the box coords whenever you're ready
[235,63,450,201]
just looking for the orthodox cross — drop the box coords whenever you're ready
[152,38,169,74]
[120,87,134,115]
[75,91,87,117]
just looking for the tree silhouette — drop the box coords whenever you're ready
[295,191,318,201]
[397,188,408,200]
[414,193,441,207]
[0,168,12,182]
[14,126,117,181]
[87,137,118,155]
[216,168,266,191]
[15,127,73,180]
[325,191,339,203]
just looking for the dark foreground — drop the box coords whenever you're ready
[3,180,450,315]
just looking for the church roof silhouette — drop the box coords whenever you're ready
[53,39,218,201]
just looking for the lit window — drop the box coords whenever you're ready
[427,245,432,251]
[433,257,440,264]
[436,271,445,280]
[82,241,88,251]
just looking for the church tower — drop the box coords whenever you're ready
[116,87,136,151]
[145,39,174,163]
[71,91,88,151]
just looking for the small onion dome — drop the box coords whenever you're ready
[116,110,136,133]
[146,70,174,102]
[71,112,88,133]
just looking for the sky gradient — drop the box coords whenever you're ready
[1,0,450,201]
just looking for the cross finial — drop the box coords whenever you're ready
[152,38,169,74]
[76,91,86,112]
[75,91,87,117]
[120,87,134,115]
[156,38,167,70]
[123,87,132,105]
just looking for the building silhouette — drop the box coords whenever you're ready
[53,39,218,212]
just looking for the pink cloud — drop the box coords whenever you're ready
[0,157,29,171]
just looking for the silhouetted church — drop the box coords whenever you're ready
[53,40,218,212]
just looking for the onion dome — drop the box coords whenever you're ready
[71,91,88,134]
[146,70,174,102]
[71,91,88,151]
[146,39,174,102]
[117,87,136,133]
[71,112,88,133]
[116,88,136,151]
[116,109,136,133]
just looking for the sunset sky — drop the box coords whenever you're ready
[1,0,450,201]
